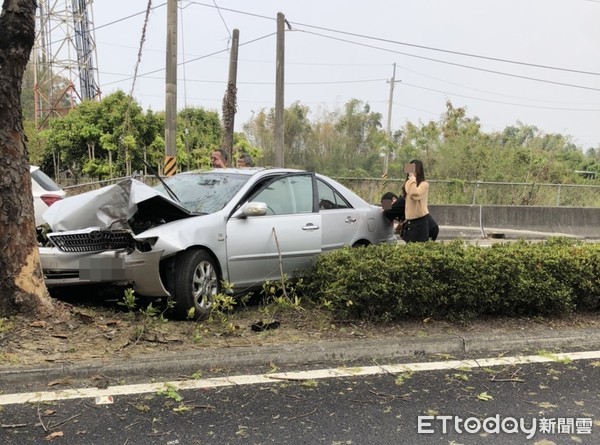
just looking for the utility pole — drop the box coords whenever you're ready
[274,12,285,167]
[164,0,178,176]
[383,63,401,177]
[222,28,239,162]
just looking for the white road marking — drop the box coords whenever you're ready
[1,350,598,406]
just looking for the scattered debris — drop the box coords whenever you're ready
[250,320,281,332]
[47,377,72,387]
[30,320,47,328]
[44,431,64,441]
[91,374,111,389]
[95,395,114,405]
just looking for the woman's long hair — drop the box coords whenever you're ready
[410,159,426,186]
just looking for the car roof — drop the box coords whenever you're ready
[178,167,305,177]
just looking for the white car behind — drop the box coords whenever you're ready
[30,165,66,226]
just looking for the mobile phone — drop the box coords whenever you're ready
[404,163,416,175]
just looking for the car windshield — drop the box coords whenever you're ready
[154,172,250,214]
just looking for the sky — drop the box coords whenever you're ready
[67,0,600,150]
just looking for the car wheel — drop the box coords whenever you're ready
[352,240,370,247]
[170,249,220,319]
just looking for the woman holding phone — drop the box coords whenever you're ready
[402,159,431,243]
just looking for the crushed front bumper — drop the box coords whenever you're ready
[39,247,170,297]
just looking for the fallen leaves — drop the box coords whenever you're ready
[476,391,493,401]
[44,431,64,441]
[29,320,47,328]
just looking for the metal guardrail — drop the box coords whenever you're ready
[60,175,600,208]
[335,178,600,208]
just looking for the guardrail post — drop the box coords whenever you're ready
[479,205,486,239]
[472,181,480,205]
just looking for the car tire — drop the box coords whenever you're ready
[169,249,220,320]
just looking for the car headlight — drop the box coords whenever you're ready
[135,236,158,252]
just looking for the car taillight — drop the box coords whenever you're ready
[41,194,63,207]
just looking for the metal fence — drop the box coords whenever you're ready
[335,178,600,208]
[60,175,600,208]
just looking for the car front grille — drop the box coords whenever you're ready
[48,230,135,253]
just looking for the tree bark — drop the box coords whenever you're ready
[0,0,55,317]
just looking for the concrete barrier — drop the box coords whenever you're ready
[430,204,600,239]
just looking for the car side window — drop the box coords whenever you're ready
[317,179,351,210]
[252,175,314,215]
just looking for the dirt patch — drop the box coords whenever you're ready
[2,295,600,368]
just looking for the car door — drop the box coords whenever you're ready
[317,178,361,251]
[226,173,322,289]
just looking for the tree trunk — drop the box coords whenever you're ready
[0,0,56,317]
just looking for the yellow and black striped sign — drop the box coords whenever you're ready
[164,156,177,176]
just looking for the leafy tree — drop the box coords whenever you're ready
[39,91,164,179]
[238,98,599,185]
[243,100,386,174]
[334,99,385,172]
[397,120,442,176]
[178,107,222,170]
[433,102,491,180]
[283,101,312,168]
[243,108,275,165]
[24,120,49,166]
[232,132,262,166]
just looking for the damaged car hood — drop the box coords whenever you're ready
[43,178,192,231]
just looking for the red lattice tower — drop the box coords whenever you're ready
[34,0,101,128]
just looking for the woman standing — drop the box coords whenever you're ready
[402,159,431,243]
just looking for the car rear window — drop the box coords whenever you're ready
[32,169,62,192]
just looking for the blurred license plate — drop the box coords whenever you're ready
[79,257,126,281]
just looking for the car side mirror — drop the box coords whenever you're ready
[238,201,268,218]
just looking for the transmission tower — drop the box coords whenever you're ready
[34,0,102,128]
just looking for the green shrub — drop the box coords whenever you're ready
[304,238,600,322]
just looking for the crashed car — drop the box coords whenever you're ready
[40,168,395,318]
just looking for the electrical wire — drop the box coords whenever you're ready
[92,2,600,95]
[295,29,600,93]
[212,0,232,43]
[93,2,167,31]
[100,32,276,87]
[181,1,600,77]
[399,82,600,112]
[288,21,600,77]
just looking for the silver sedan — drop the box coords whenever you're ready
[40,168,395,318]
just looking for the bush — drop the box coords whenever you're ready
[304,238,600,322]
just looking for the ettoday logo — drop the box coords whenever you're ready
[417,415,593,439]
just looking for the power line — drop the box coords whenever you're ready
[182,1,600,77]
[296,29,600,93]
[211,0,232,42]
[92,2,600,93]
[399,82,600,112]
[94,2,167,31]
[100,32,276,87]
[393,63,600,106]
[288,21,600,77]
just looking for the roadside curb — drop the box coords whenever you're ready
[3,327,600,390]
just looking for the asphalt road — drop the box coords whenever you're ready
[1,350,600,444]
[2,228,598,443]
